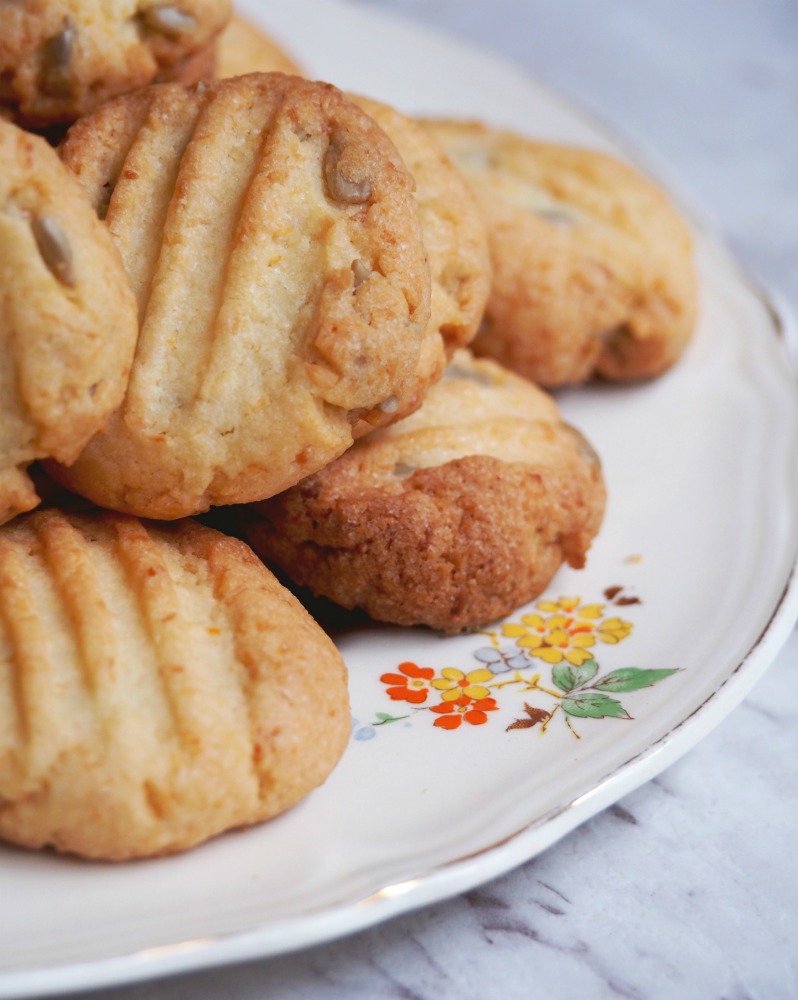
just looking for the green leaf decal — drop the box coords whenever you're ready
[373,712,408,726]
[552,659,599,692]
[562,693,631,719]
[593,668,678,693]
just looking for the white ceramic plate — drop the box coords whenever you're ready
[3,1,798,996]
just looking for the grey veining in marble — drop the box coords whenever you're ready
[43,1,798,998]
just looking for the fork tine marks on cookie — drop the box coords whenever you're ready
[52,74,433,518]
[0,510,350,859]
[125,81,275,428]
[0,515,100,798]
[101,86,202,324]
[112,517,259,788]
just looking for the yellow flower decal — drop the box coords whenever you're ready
[371,590,670,739]
[431,667,494,702]
[597,617,633,643]
[501,598,633,666]
[537,597,604,620]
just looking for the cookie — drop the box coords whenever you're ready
[424,120,697,386]
[0,0,231,128]
[216,11,303,79]
[155,38,216,85]
[351,96,491,419]
[0,509,350,860]
[0,121,137,526]
[52,73,432,520]
[243,351,606,634]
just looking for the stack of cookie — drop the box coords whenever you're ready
[0,5,696,860]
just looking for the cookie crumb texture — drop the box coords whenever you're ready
[52,74,431,519]
[0,510,349,860]
[425,120,697,386]
[246,353,606,633]
[0,0,231,127]
[0,122,137,526]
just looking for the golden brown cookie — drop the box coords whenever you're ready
[216,11,303,78]
[351,96,491,420]
[243,351,606,634]
[0,509,350,860]
[51,73,432,520]
[155,38,216,84]
[0,0,231,128]
[0,121,137,526]
[424,120,698,386]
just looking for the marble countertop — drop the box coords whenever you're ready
[56,2,798,998]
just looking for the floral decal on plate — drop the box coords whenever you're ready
[366,588,678,738]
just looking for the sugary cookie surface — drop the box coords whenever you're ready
[244,351,606,633]
[425,120,697,386]
[0,510,349,860]
[52,73,431,519]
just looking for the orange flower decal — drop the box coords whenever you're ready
[369,592,655,738]
[380,661,434,704]
[430,695,498,730]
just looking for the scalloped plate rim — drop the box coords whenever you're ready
[2,0,797,995]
